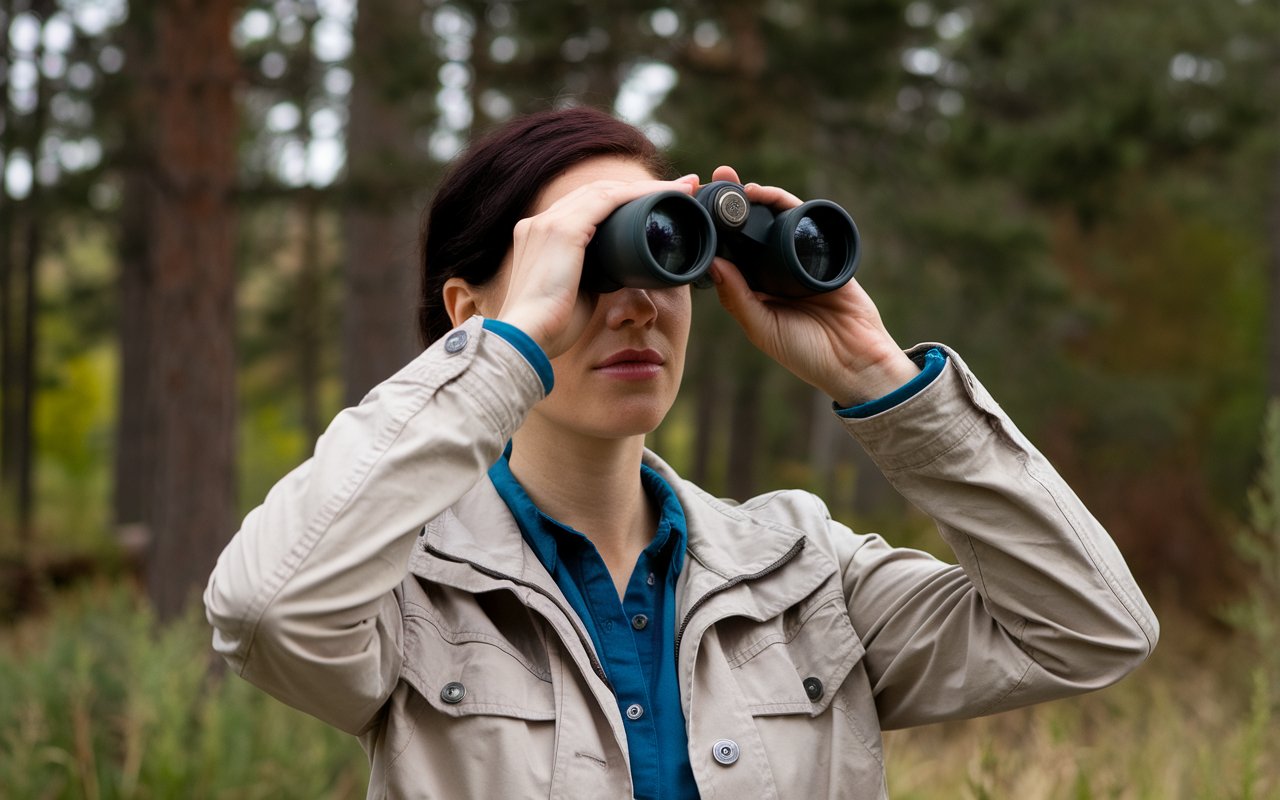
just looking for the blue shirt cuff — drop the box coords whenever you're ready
[834,347,947,419]
[482,318,554,395]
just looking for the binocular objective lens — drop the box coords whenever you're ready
[645,201,699,275]
[793,215,837,281]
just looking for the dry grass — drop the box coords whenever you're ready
[884,610,1277,800]
[1,582,1273,799]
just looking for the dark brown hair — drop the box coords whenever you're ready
[417,106,673,346]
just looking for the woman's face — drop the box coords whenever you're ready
[488,156,693,441]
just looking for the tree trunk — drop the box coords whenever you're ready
[726,354,763,500]
[342,0,431,406]
[16,202,41,544]
[689,327,722,490]
[298,189,324,445]
[143,0,239,620]
[115,169,154,531]
[0,12,15,529]
[1269,151,1280,399]
[113,3,157,574]
[2,0,53,545]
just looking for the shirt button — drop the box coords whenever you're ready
[712,739,740,765]
[440,681,466,704]
[625,703,644,720]
[646,572,656,586]
[443,329,468,354]
[631,614,649,630]
[803,676,824,701]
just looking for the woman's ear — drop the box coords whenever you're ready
[442,277,484,328]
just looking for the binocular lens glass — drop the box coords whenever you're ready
[793,215,838,281]
[645,200,701,276]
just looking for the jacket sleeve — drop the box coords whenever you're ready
[833,344,1158,730]
[203,316,545,735]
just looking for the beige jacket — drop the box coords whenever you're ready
[205,315,1158,799]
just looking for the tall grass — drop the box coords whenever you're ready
[883,613,1277,799]
[0,582,367,799]
[1,581,1272,799]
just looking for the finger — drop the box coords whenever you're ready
[549,177,696,227]
[711,164,741,184]
[743,182,803,211]
[709,258,774,341]
[675,172,700,191]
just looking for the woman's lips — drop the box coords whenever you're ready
[594,349,665,380]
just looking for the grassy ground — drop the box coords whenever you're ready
[0,580,1273,799]
[884,614,1276,800]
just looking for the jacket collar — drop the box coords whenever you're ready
[411,474,550,589]
[640,450,807,580]
[411,449,820,627]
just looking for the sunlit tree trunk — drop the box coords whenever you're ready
[143,0,239,619]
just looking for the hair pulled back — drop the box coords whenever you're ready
[417,106,672,346]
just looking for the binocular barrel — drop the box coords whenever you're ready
[582,181,860,297]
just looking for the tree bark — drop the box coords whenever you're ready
[1269,151,1280,400]
[298,189,324,444]
[2,0,53,545]
[143,0,240,620]
[113,3,157,576]
[342,0,431,406]
[725,354,763,500]
[0,2,16,528]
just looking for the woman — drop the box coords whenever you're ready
[205,107,1158,799]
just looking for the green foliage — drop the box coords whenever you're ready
[0,583,368,799]
[1221,399,1280,800]
[1231,400,1280,658]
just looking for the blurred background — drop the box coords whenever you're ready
[0,0,1277,796]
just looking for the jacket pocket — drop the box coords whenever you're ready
[724,589,864,717]
[720,588,886,780]
[399,603,556,721]
[376,603,559,798]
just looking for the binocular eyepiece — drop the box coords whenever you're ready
[582,181,860,297]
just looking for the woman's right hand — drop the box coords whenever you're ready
[495,172,698,359]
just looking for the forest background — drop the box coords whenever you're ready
[0,0,1277,797]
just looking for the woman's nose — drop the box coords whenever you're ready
[602,287,658,329]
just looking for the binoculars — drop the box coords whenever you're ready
[582,181,860,297]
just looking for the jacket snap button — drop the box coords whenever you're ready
[440,681,466,704]
[625,703,644,720]
[803,676,824,701]
[712,739,739,765]
[631,614,649,630]
[443,330,468,354]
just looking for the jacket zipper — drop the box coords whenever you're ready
[674,536,807,665]
[421,541,613,691]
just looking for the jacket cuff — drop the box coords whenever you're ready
[380,316,547,440]
[834,347,947,419]
[482,318,554,395]
[837,344,1017,473]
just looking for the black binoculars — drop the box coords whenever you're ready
[582,181,860,297]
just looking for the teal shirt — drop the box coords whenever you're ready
[488,453,698,800]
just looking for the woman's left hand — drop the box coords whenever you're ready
[705,165,921,408]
